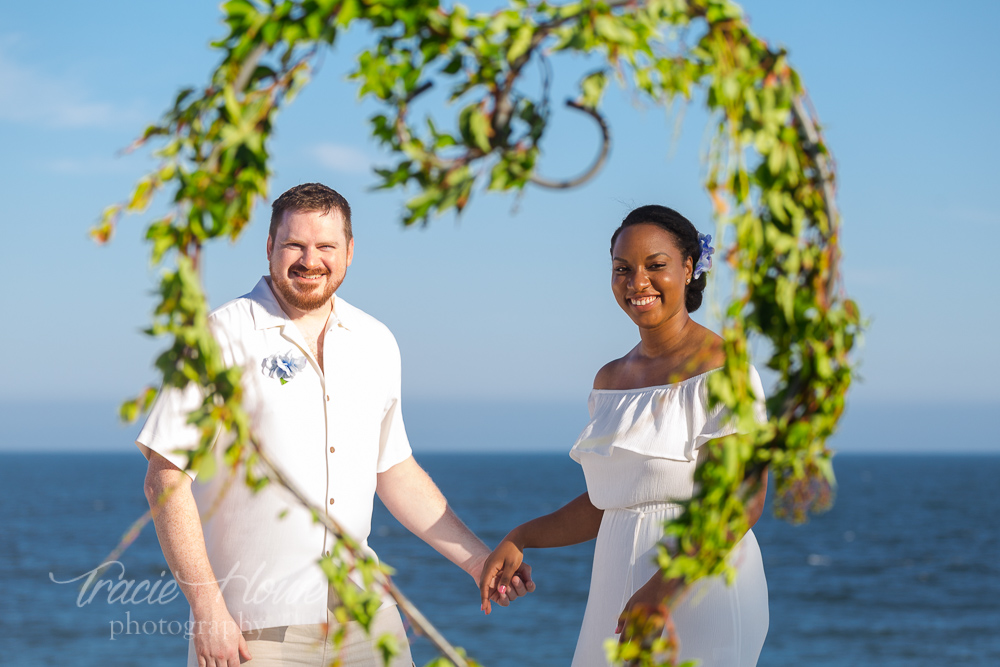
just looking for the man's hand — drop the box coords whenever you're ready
[377,456,536,612]
[190,601,252,667]
[478,536,536,614]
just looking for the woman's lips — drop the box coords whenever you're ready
[629,295,659,307]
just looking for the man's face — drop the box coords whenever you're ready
[266,209,354,314]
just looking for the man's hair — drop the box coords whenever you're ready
[269,183,353,240]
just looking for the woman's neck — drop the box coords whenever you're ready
[635,311,697,360]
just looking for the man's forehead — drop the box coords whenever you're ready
[275,208,347,236]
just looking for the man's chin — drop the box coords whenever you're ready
[273,278,336,312]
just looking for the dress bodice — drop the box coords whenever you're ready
[569,366,766,510]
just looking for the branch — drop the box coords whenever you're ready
[790,94,839,294]
[233,42,269,92]
[530,100,611,189]
[250,439,471,667]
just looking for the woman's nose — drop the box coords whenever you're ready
[630,269,650,291]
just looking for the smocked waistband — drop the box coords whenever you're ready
[605,499,683,514]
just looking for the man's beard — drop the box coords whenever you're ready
[269,265,341,312]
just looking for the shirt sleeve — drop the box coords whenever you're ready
[135,381,205,480]
[376,336,413,473]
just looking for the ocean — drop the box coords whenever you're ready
[1,452,998,666]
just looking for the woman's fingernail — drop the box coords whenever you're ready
[498,585,506,595]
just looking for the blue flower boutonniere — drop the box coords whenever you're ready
[262,352,307,385]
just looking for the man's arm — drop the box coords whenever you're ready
[375,455,534,606]
[144,450,251,667]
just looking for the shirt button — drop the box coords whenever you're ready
[329,498,335,505]
[329,446,335,453]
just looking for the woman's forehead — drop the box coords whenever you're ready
[613,223,682,255]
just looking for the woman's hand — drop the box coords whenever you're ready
[615,572,683,642]
[478,533,535,614]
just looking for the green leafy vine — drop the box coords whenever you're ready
[97,0,861,665]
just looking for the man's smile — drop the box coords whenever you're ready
[291,269,328,282]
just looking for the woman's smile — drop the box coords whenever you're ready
[627,294,660,310]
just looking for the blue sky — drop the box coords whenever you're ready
[1,1,998,451]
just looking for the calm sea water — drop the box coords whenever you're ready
[1,452,998,666]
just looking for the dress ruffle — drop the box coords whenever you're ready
[569,366,766,463]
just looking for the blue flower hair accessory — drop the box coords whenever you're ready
[262,352,307,385]
[693,233,714,280]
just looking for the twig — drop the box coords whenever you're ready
[790,94,839,294]
[250,439,471,667]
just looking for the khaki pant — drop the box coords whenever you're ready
[187,601,413,667]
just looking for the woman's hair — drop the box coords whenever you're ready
[610,205,706,313]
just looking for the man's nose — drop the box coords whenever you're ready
[300,247,322,268]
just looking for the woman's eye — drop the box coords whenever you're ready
[648,263,665,270]
[614,266,629,273]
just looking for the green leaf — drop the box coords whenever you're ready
[594,15,636,45]
[459,105,492,153]
[580,70,608,108]
[508,24,533,63]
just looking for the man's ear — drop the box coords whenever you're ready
[346,237,354,268]
[266,235,273,261]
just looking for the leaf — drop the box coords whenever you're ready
[127,177,155,213]
[594,15,636,45]
[580,70,608,108]
[508,24,533,63]
[459,105,492,153]
[335,0,360,26]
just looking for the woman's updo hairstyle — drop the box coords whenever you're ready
[610,205,707,313]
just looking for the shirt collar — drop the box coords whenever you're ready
[247,276,354,332]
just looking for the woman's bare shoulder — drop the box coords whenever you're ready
[593,354,631,390]
[692,325,727,372]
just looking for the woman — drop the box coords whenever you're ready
[479,205,769,667]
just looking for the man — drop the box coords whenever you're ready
[139,183,532,667]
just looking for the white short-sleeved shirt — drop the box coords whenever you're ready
[137,277,412,631]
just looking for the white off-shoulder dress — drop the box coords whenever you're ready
[569,367,769,667]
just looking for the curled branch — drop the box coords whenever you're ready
[530,100,611,189]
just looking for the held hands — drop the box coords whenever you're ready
[478,534,536,614]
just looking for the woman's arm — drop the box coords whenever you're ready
[479,492,603,613]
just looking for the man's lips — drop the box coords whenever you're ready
[291,270,328,281]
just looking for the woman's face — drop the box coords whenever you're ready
[611,223,693,329]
